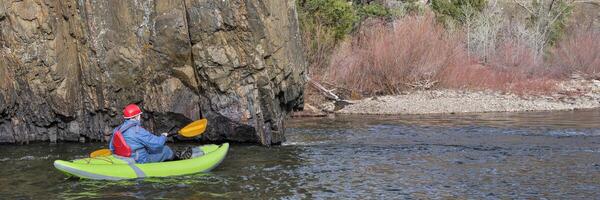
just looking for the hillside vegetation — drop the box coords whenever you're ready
[298,0,600,96]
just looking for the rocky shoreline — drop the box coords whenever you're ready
[296,79,600,116]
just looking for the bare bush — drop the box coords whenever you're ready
[328,14,471,95]
[467,0,504,62]
[321,1,595,96]
[440,63,556,94]
[549,29,600,78]
[327,12,560,95]
[301,23,338,74]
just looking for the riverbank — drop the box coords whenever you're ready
[295,78,600,116]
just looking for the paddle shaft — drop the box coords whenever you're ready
[199,105,204,119]
[167,131,179,137]
[166,126,179,137]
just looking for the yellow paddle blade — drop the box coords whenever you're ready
[90,149,112,158]
[179,118,207,137]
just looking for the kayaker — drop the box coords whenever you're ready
[108,104,192,163]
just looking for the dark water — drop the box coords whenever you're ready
[2,110,600,199]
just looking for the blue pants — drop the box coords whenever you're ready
[143,146,174,163]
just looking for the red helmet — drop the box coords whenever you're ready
[123,104,142,119]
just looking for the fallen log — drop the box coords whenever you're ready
[307,77,341,101]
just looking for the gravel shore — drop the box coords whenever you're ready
[333,79,600,115]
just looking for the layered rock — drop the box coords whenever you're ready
[0,0,306,145]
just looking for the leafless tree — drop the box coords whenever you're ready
[512,0,575,55]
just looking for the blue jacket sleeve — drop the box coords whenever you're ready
[133,126,167,153]
[108,127,117,152]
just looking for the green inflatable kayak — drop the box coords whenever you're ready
[54,143,229,180]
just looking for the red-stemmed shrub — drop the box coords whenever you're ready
[328,14,472,95]
[549,29,600,78]
[327,14,562,95]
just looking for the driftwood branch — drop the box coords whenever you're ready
[403,79,439,90]
[307,76,341,101]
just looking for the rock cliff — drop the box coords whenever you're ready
[0,0,306,145]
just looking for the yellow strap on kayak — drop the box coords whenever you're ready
[90,149,112,158]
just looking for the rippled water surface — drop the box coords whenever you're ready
[2,110,600,199]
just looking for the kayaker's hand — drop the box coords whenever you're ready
[161,132,168,137]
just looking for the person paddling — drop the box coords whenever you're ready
[108,104,191,163]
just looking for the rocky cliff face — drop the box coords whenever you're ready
[0,0,306,146]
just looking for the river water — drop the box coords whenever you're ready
[2,110,600,199]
